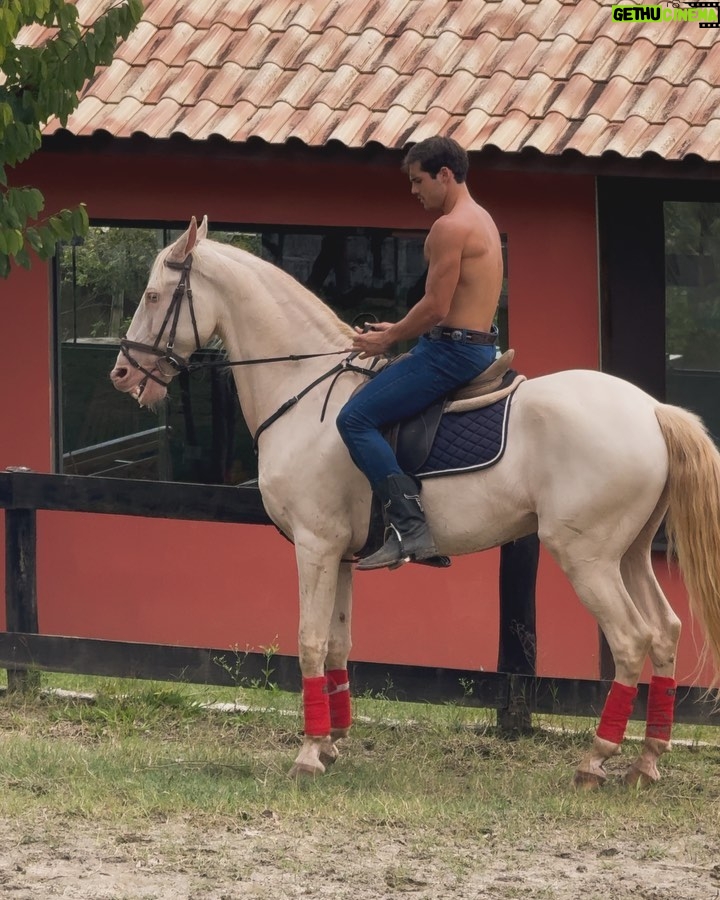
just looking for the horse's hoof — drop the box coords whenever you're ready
[288,760,325,779]
[624,764,659,789]
[572,770,606,790]
[319,743,340,767]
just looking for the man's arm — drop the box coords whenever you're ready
[353,219,463,356]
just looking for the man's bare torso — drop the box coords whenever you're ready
[428,198,503,333]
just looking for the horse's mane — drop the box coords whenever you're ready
[192,238,355,341]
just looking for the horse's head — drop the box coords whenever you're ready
[110,215,212,408]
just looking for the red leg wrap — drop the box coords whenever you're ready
[645,676,677,742]
[302,675,330,736]
[596,681,637,745]
[327,668,352,730]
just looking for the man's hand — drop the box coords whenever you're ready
[351,322,396,358]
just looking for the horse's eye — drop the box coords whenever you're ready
[146,292,159,304]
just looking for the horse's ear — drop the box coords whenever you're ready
[197,215,208,241]
[167,217,198,263]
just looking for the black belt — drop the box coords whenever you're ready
[425,326,497,346]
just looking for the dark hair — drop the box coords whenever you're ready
[401,136,469,183]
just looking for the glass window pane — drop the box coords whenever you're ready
[57,224,508,484]
[665,201,720,439]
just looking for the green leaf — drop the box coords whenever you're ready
[14,245,31,269]
[25,226,43,253]
[6,228,24,255]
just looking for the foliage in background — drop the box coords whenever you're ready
[665,201,720,369]
[0,0,143,277]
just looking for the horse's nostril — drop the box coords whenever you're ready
[111,366,129,381]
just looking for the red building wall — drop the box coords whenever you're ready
[0,148,708,686]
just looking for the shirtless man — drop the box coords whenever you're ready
[336,135,503,570]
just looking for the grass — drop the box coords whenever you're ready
[0,670,716,845]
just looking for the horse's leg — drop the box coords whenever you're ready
[321,561,353,767]
[619,499,681,787]
[548,543,653,789]
[289,545,343,779]
[572,564,653,789]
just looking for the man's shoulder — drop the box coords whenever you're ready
[427,209,476,248]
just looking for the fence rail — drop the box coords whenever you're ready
[0,469,716,726]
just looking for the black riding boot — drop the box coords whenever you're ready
[356,474,438,571]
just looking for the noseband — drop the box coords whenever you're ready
[119,255,201,389]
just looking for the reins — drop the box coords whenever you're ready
[120,252,379,452]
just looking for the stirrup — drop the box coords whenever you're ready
[356,530,438,571]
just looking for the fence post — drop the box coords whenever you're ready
[497,534,539,735]
[5,506,40,693]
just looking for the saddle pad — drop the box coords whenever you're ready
[416,393,512,478]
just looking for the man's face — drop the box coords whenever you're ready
[407,161,446,210]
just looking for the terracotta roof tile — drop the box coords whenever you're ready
[391,67,441,111]
[615,78,676,122]
[565,112,617,156]
[675,82,718,125]
[514,0,566,41]
[198,99,256,141]
[643,117,698,158]
[546,72,596,119]
[224,23,274,68]
[406,0,461,36]
[522,33,582,79]
[523,109,574,153]
[604,115,659,156]
[613,38,664,82]
[276,101,338,144]
[295,27,349,69]
[473,70,517,115]
[113,21,161,65]
[22,0,720,162]
[693,40,720,84]
[490,33,541,78]
[571,35,625,82]
[338,28,385,70]
[326,102,375,145]
[372,29,427,72]
[430,70,481,115]
[86,60,133,103]
[275,64,325,108]
[538,0,591,39]
[485,108,533,151]
[651,40,704,84]
[263,23,310,66]
[449,32,503,76]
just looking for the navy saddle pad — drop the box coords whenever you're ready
[394,393,513,478]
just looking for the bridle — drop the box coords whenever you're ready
[120,256,201,389]
[120,252,379,451]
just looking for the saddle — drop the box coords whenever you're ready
[389,349,525,474]
[358,350,526,567]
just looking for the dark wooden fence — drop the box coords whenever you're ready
[1,468,716,726]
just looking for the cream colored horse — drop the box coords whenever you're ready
[110,217,720,787]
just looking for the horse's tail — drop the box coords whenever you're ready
[656,403,720,683]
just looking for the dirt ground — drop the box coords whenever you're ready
[0,814,718,900]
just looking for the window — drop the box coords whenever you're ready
[665,201,720,441]
[56,223,508,484]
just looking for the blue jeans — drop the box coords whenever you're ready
[336,335,497,488]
